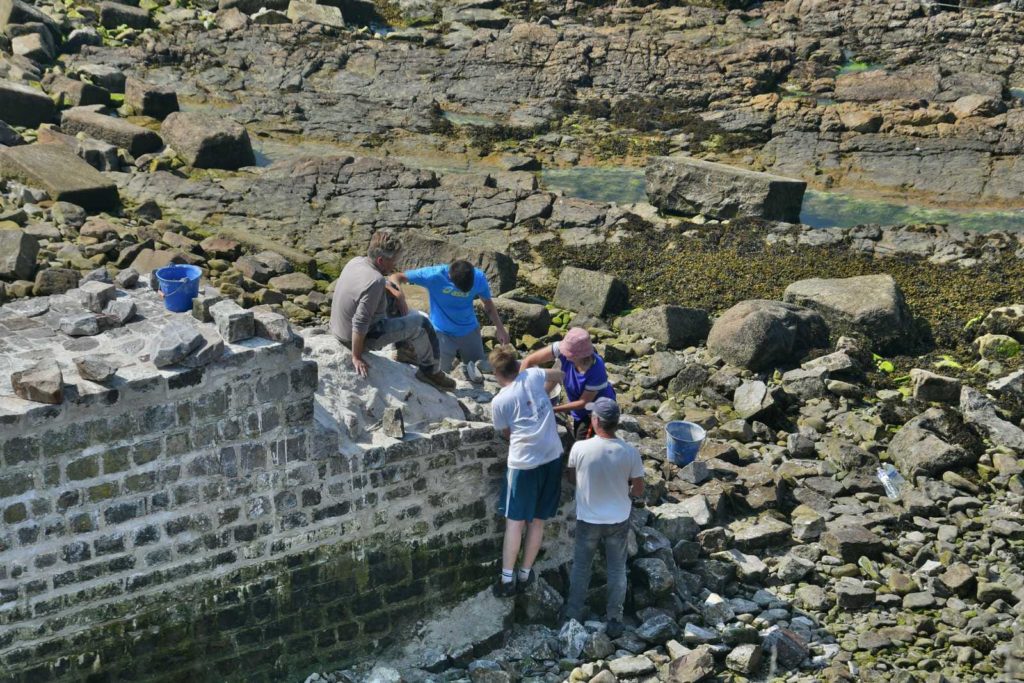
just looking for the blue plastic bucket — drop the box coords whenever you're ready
[155,265,202,312]
[665,420,706,466]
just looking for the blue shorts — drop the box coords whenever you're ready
[500,457,562,522]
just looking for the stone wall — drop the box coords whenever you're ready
[0,293,566,682]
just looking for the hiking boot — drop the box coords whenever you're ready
[415,369,456,391]
[605,619,624,639]
[515,569,536,594]
[394,345,418,365]
[492,579,516,599]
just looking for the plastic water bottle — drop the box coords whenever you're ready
[876,463,904,500]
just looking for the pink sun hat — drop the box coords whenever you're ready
[560,327,594,361]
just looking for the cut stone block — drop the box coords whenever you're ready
[0,79,56,127]
[0,143,119,211]
[161,111,255,170]
[74,354,119,383]
[148,321,203,368]
[0,228,39,280]
[11,359,63,404]
[124,77,179,120]
[61,108,163,157]
[210,299,255,343]
[12,32,54,63]
[181,325,225,368]
[553,266,628,318]
[99,1,150,29]
[44,74,111,108]
[618,305,710,349]
[253,309,293,342]
[1,0,62,40]
[76,280,116,313]
[646,155,806,222]
[33,267,80,296]
[59,312,106,337]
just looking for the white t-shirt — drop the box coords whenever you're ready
[568,436,644,524]
[491,368,563,470]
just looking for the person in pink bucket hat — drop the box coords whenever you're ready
[522,326,617,442]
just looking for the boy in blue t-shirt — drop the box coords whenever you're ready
[389,260,510,372]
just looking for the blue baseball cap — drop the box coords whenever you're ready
[585,397,620,422]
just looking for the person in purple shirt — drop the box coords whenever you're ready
[521,327,616,441]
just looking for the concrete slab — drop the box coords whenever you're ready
[0,143,119,211]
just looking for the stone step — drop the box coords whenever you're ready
[0,79,56,128]
[0,143,119,211]
[60,108,163,157]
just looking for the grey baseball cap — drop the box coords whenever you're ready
[585,397,620,422]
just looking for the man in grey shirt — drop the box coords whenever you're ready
[330,231,455,390]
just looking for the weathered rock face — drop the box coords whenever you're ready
[618,305,710,350]
[0,79,56,127]
[0,228,39,281]
[61,108,164,157]
[124,78,179,120]
[707,300,828,371]
[161,111,256,170]
[645,156,806,223]
[399,230,517,294]
[0,143,120,211]
[888,407,981,477]
[782,274,915,352]
[553,266,628,319]
[834,67,942,102]
[302,331,463,445]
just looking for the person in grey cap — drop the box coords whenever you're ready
[564,397,644,638]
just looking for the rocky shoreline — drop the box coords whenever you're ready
[3,0,1024,681]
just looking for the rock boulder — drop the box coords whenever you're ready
[707,299,828,371]
[0,78,56,127]
[783,274,915,351]
[0,228,39,280]
[553,266,628,319]
[161,112,256,170]
[888,407,981,477]
[618,305,710,349]
[646,155,806,223]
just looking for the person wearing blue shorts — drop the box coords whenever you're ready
[488,346,565,597]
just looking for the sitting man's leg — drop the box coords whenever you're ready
[366,313,453,390]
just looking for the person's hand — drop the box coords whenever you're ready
[384,278,402,296]
[352,353,369,377]
[496,327,510,346]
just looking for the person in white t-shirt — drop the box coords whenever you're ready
[564,397,645,638]
[488,346,565,598]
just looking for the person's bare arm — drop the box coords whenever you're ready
[351,331,369,377]
[481,298,510,346]
[629,476,645,498]
[521,345,554,370]
[389,272,410,285]
[543,368,564,386]
[554,388,597,414]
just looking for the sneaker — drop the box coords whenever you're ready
[465,360,484,384]
[492,579,516,599]
[515,569,536,594]
[605,619,624,639]
[415,369,456,391]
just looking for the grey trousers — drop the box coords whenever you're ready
[565,518,630,622]
[366,313,440,374]
[438,328,487,372]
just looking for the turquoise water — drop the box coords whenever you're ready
[541,168,647,204]
[800,191,1024,232]
[539,168,1024,232]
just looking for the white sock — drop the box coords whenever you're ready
[501,568,515,584]
[518,567,532,581]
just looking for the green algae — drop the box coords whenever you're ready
[537,219,1024,366]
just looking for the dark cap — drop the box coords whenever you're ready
[585,397,620,423]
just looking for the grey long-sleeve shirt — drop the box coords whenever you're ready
[329,256,387,343]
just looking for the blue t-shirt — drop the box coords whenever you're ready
[552,341,616,421]
[406,264,493,336]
